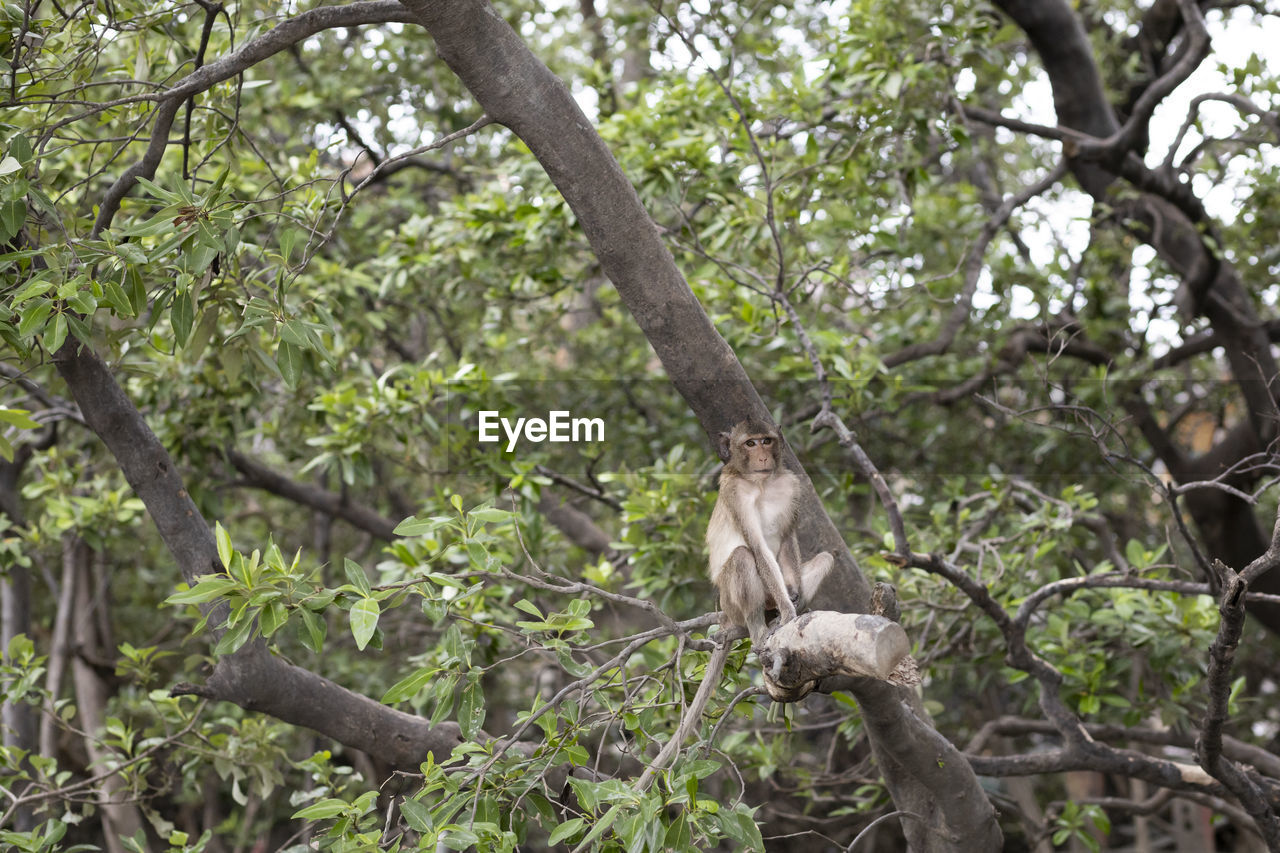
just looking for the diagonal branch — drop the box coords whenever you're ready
[227,448,400,540]
[53,344,459,770]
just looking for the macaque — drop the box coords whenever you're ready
[706,419,834,643]
[639,422,835,788]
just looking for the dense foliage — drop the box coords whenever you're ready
[1,0,1279,851]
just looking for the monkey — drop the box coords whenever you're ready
[705,418,834,644]
[637,420,837,789]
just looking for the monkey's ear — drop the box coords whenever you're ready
[717,431,733,462]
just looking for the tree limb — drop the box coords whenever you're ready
[395,2,1001,848]
[53,343,460,769]
[227,448,401,540]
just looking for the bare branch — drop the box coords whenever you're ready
[226,448,401,540]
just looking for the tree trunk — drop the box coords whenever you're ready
[395,2,1002,848]
[68,537,144,853]
[1,453,36,832]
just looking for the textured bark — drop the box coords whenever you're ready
[993,0,1280,630]
[52,342,461,769]
[0,563,36,834]
[759,611,911,687]
[395,2,1001,849]
[1,445,38,832]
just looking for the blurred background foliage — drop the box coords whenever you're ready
[1,0,1278,849]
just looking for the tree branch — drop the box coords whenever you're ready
[53,343,460,769]
[227,448,400,540]
[395,2,1000,848]
[883,161,1067,368]
[82,1,416,235]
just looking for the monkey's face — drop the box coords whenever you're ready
[739,434,778,479]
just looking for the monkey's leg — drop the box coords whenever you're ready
[720,546,770,644]
[794,552,834,611]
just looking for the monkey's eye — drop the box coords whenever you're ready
[745,439,756,447]
[761,438,772,445]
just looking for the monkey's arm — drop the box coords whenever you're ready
[731,496,797,622]
[779,531,802,587]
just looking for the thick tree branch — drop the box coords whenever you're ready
[395,2,1000,849]
[52,343,460,768]
[227,448,400,540]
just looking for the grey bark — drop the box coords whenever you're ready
[1,446,37,832]
[395,2,1001,849]
[68,537,144,853]
[992,0,1280,631]
[51,343,461,769]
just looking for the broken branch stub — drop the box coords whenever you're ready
[758,612,912,701]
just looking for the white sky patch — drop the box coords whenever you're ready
[314,2,1273,355]
[988,8,1277,348]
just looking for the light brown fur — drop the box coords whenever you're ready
[706,420,834,643]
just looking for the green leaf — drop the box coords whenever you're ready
[215,522,233,569]
[394,515,449,536]
[0,408,39,430]
[350,598,379,650]
[42,311,67,354]
[292,798,349,820]
[260,600,287,637]
[547,818,584,846]
[514,599,543,618]
[117,242,147,265]
[439,827,480,850]
[720,803,764,850]
[400,798,432,833]
[213,614,256,655]
[280,319,315,350]
[573,804,622,851]
[17,300,51,339]
[343,558,371,597]
[9,134,32,164]
[9,276,53,305]
[298,608,325,653]
[276,340,304,388]
[166,575,238,605]
[172,290,194,347]
[468,506,511,523]
[458,675,485,740]
[382,666,434,704]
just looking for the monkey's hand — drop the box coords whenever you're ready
[776,595,798,624]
